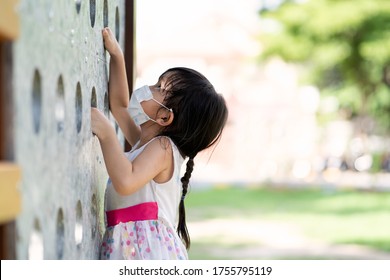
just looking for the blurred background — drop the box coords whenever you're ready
[135,0,390,259]
[0,0,389,260]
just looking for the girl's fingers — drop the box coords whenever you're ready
[105,27,113,36]
[102,27,119,54]
[102,27,114,41]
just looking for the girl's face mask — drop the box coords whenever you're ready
[128,85,172,126]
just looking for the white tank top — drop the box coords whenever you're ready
[104,137,185,229]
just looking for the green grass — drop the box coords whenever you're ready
[186,186,390,259]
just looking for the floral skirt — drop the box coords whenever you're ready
[100,219,188,260]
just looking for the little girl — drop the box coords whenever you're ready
[91,27,228,260]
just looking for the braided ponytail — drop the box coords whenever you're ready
[177,156,194,249]
[157,67,228,250]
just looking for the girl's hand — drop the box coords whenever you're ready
[102,27,122,57]
[91,107,115,141]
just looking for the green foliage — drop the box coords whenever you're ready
[259,0,390,131]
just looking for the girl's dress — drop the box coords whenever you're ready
[100,137,188,260]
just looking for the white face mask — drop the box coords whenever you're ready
[128,85,172,126]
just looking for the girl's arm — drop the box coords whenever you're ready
[91,108,173,195]
[102,27,140,146]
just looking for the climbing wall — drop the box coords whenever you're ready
[13,0,125,259]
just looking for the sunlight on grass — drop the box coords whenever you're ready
[186,186,390,259]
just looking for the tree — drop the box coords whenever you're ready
[259,0,390,133]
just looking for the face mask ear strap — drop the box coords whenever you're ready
[157,105,174,125]
[152,98,172,112]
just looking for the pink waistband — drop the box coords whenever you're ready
[105,202,158,227]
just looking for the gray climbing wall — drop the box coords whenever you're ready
[13,0,125,259]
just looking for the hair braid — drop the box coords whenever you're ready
[157,67,228,251]
[177,156,194,249]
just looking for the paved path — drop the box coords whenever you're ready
[188,218,390,260]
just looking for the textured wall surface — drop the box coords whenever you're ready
[13,0,125,259]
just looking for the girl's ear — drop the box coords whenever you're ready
[157,110,174,127]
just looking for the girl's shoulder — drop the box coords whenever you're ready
[137,136,173,155]
[154,136,183,158]
[147,136,184,162]
[131,136,182,162]
[130,136,171,152]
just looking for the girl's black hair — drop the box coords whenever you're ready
[157,67,228,249]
